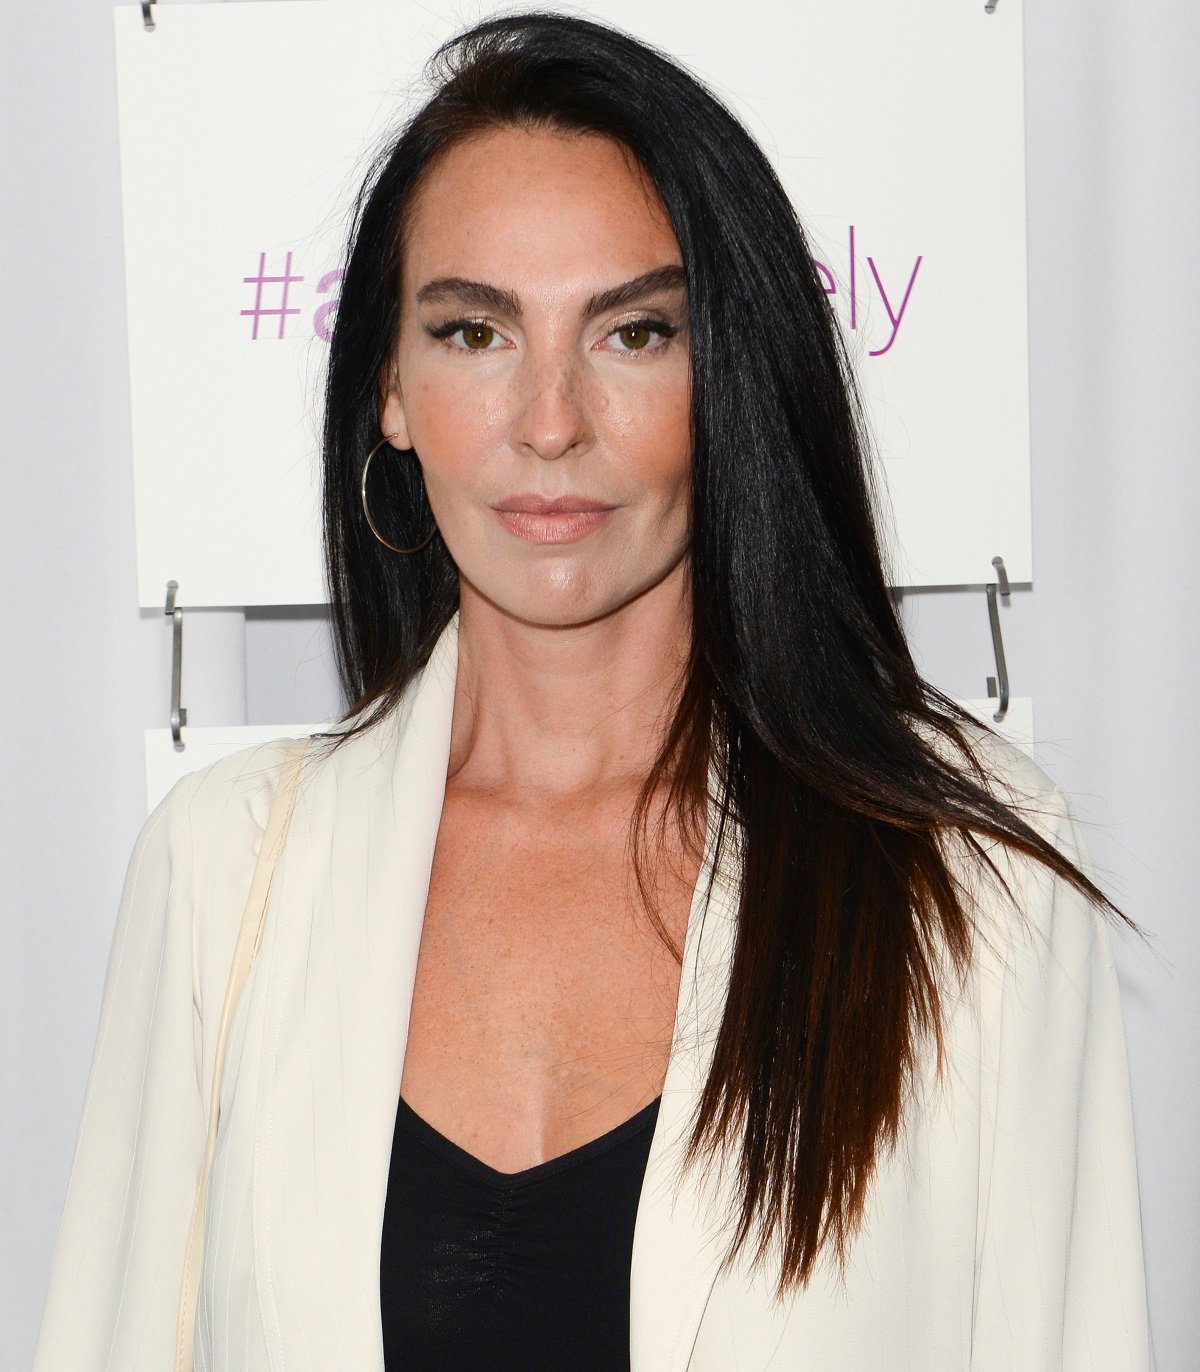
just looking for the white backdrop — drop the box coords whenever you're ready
[2,2,1195,1369]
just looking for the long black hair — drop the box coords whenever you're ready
[318,10,1142,1296]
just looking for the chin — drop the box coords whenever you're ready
[459,568,634,631]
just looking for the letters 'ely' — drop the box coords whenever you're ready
[814,224,922,358]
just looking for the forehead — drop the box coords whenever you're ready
[400,125,681,297]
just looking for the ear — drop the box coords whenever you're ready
[379,365,413,450]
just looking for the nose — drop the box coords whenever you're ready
[508,347,592,462]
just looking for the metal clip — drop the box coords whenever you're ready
[985,0,999,12]
[985,556,1011,723]
[164,580,188,750]
[142,1,156,32]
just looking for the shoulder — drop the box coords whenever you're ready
[152,733,314,929]
[159,734,311,854]
[916,713,1078,851]
[913,714,1111,978]
[116,738,307,909]
[185,733,313,815]
[159,705,399,871]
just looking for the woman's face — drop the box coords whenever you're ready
[381,125,692,629]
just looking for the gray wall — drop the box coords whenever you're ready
[2,2,1194,1367]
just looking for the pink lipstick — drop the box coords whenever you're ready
[492,493,617,544]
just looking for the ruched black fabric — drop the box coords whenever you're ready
[380,1091,661,1371]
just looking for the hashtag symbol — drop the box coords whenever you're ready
[241,251,305,340]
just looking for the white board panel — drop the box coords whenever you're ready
[115,0,1029,605]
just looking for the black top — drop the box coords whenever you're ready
[380,1091,661,1371]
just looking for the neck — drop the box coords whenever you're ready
[447,565,692,801]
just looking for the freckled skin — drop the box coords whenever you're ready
[382,127,700,1174]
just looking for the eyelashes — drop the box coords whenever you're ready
[423,315,680,357]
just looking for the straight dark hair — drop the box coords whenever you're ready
[318,9,1143,1297]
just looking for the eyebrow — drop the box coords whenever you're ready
[414,264,687,320]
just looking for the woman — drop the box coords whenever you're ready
[34,11,1153,1370]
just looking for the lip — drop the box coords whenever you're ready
[491,492,618,545]
[493,508,616,544]
[493,494,617,514]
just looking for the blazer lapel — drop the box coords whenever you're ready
[254,614,459,1368]
[629,781,743,1372]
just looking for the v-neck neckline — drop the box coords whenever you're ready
[393,1093,662,1188]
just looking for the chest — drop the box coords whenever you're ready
[398,786,698,1168]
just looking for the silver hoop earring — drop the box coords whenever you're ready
[360,434,437,554]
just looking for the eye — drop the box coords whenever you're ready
[423,314,678,356]
[425,317,509,351]
[603,317,677,355]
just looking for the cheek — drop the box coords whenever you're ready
[404,369,501,481]
[608,380,693,502]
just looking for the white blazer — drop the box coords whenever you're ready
[33,613,1155,1370]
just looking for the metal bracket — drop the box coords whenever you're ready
[164,580,188,750]
[142,1,156,32]
[985,556,1011,723]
